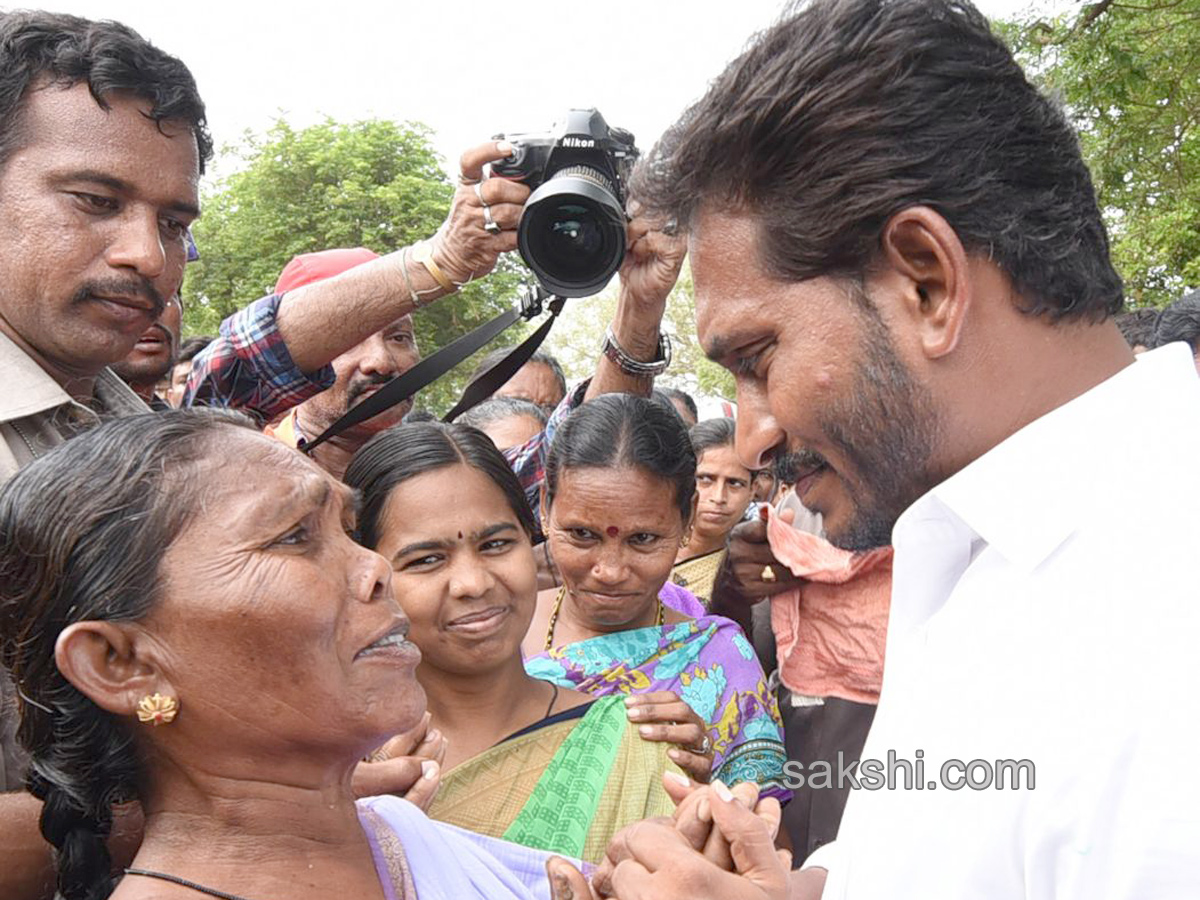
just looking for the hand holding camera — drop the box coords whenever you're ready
[433,110,683,314]
[430,141,532,288]
[493,109,639,298]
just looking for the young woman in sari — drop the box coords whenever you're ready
[344,421,686,863]
[522,395,790,800]
[671,418,756,606]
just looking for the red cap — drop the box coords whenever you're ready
[273,247,380,294]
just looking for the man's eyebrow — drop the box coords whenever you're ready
[53,169,200,217]
[704,328,766,364]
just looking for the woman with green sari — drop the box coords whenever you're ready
[344,421,687,863]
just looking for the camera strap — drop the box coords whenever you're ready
[300,286,564,454]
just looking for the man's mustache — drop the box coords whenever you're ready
[73,277,165,320]
[346,373,397,407]
[774,448,827,483]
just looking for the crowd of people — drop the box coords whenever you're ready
[1,1,1198,899]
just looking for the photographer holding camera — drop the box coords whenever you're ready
[187,117,684,484]
[183,139,528,423]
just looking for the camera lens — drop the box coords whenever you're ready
[518,165,626,297]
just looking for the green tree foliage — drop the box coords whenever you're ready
[183,118,527,414]
[1002,0,1200,306]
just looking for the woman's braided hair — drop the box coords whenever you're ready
[0,410,253,900]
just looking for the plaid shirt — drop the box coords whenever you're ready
[183,293,335,424]
[185,290,582,509]
[503,380,584,517]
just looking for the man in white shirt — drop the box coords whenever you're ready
[590,0,1200,897]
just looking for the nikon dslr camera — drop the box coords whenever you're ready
[492,109,637,297]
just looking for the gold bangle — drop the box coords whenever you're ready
[412,241,455,293]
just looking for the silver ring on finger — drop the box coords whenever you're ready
[474,183,503,234]
[684,734,713,756]
[459,173,481,186]
[482,204,502,235]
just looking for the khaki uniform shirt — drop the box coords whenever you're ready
[0,331,148,484]
[0,330,148,791]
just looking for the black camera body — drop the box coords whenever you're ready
[493,109,638,297]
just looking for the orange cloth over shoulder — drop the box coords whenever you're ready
[766,507,892,704]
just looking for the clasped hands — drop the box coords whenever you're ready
[547,774,792,900]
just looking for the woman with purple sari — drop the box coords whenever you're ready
[522,394,789,799]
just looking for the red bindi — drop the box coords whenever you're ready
[606,526,620,538]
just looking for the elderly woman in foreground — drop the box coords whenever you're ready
[0,410,583,900]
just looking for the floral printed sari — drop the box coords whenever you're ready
[525,615,790,800]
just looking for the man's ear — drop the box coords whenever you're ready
[55,622,168,719]
[879,206,971,360]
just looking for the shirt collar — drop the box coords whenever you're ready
[0,329,72,421]
[0,329,147,423]
[900,343,1200,572]
[93,367,152,416]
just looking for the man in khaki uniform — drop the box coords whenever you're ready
[0,340,148,482]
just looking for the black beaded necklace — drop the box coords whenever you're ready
[124,868,260,900]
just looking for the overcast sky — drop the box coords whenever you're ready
[41,0,1045,180]
[28,0,1057,400]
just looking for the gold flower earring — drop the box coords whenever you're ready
[136,693,179,726]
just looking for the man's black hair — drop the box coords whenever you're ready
[658,386,698,424]
[0,11,212,172]
[176,336,213,365]
[635,0,1122,323]
[458,396,548,431]
[1114,309,1161,351]
[1156,290,1200,353]
[468,348,568,402]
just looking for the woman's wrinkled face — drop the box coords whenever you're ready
[546,466,688,631]
[147,431,424,764]
[372,464,538,677]
[693,444,753,542]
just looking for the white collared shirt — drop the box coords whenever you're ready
[810,343,1200,899]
